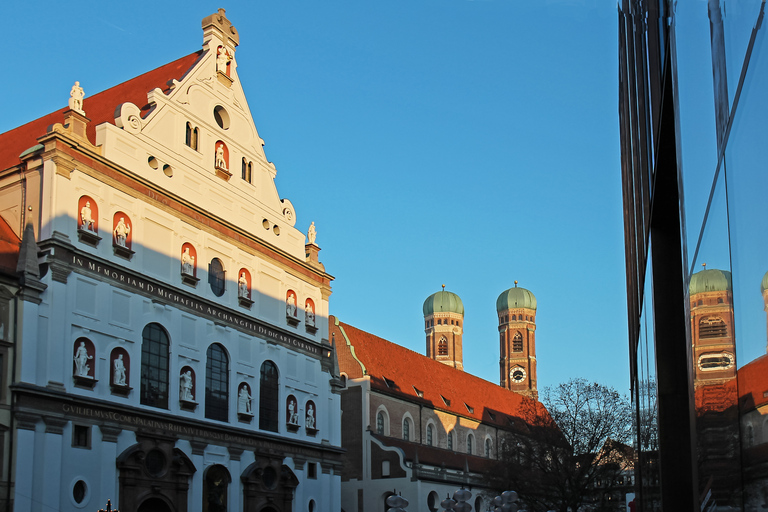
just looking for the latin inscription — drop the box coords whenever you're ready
[71,255,322,358]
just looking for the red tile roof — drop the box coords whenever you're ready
[739,353,768,412]
[331,315,544,431]
[0,215,20,276]
[0,51,203,171]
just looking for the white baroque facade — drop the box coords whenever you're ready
[0,9,342,512]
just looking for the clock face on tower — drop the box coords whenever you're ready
[510,367,526,383]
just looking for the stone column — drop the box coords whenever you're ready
[189,440,207,505]
[227,446,244,511]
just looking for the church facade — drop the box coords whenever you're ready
[334,286,541,512]
[0,10,342,512]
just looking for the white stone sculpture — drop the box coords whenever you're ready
[238,272,249,298]
[181,247,195,275]
[216,47,230,74]
[306,404,315,429]
[215,143,227,171]
[80,201,95,231]
[305,303,315,327]
[288,399,299,424]
[69,81,85,114]
[74,341,92,377]
[307,222,317,245]
[114,217,130,247]
[286,292,297,317]
[180,370,194,401]
[113,354,126,386]
[238,385,252,414]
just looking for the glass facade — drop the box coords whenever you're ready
[620,1,768,510]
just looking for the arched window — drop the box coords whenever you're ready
[512,314,516,321]
[208,258,226,297]
[438,336,448,355]
[512,332,523,352]
[259,361,279,432]
[467,433,474,455]
[485,438,492,457]
[376,411,385,434]
[242,158,247,181]
[426,424,433,446]
[203,464,230,512]
[205,344,229,422]
[447,431,454,451]
[403,418,410,441]
[141,323,170,409]
[186,122,192,147]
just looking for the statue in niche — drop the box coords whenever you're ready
[113,354,126,386]
[73,341,92,377]
[288,398,299,424]
[80,201,95,231]
[69,81,85,114]
[306,404,315,429]
[238,272,249,298]
[113,217,130,247]
[237,385,252,414]
[181,247,195,275]
[215,143,227,171]
[216,47,231,75]
[307,222,317,245]
[180,370,194,401]
[305,303,315,327]
[286,292,297,317]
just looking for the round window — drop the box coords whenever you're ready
[145,449,166,477]
[213,106,230,130]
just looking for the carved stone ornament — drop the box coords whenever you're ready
[115,102,143,134]
[281,199,297,227]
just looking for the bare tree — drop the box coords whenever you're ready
[495,378,634,512]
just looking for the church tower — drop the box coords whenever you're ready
[497,283,537,397]
[423,287,464,370]
[689,267,742,506]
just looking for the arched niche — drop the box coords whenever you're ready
[285,290,299,327]
[237,268,253,308]
[179,365,197,411]
[305,400,317,435]
[77,195,101,246]
[286,394,299,431]
[112,212,134,260]
[180,243,199,286]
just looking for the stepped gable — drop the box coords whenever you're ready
[0,216,20,275]
[332,316,544,430]
[0,51,202,170]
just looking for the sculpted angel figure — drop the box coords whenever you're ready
[216,47,230,74]
[74,341,92,377]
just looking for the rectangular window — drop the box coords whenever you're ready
[308,462,317,479]
[72,425,90,449]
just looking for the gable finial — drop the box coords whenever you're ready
[442,284,445,292]
[514,280,518,287]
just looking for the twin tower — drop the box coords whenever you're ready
[422,283,538,397]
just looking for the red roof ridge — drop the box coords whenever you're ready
[334,317,540,428]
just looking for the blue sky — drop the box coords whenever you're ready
[1,1,628,393]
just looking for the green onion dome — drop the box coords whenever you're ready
[423,290,464,316]
[689,268,732,295]
[496,285,537,312]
